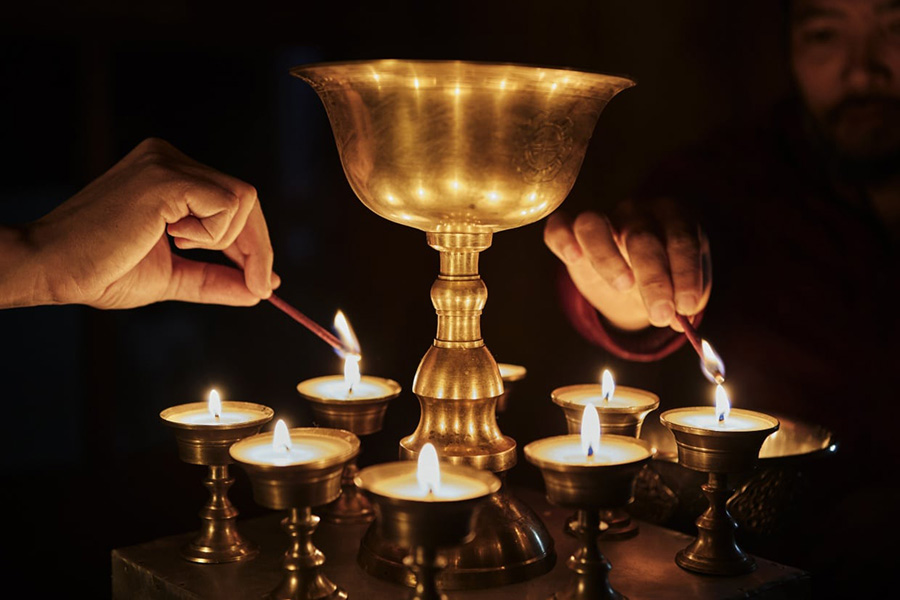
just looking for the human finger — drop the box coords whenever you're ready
[544,212,583,263]
[222,201,275,299]
[165,255,261,306]
[624,225,675,327]
[572,211,634,292]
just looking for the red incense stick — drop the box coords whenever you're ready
[223,253,351,355]
[675,313,704,359]
[266,293,351,355]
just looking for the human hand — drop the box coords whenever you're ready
[23,138,279,309]
[544,198,710,332]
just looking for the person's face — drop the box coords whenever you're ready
[791,0,900,162]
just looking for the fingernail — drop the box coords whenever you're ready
[563,245,582,262]
[650,301,675,325]
[613,272,634,292]
[676,293,698,314]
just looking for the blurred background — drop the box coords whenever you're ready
[0,1,790,596]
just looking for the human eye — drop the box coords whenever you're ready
[798,23,841,45]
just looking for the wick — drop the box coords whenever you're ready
[718,414,725,424]
[587,446,594,458]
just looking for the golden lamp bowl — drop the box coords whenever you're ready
[290,59,634,233]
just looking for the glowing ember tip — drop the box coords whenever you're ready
[333,310,362,358]
[581,404,601,458]
[417,443,441,495]
[701,339,726,384]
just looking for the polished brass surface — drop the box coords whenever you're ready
[659,410,779,575]
[357,478,557,589]
[231,428,359,600]
[160,402,274,465]
[298,379,401,523]
[290,60,634,234]
[552,387,659,540]
[230,428,360,510]
[659,409,779,474]
[356,461,500,600]
[297,378,401,436]
[552,386,659,438]
[636,413,836,536]
[496,363,526,413]
[160,402,274,564]
[524,436,651,600]
[293,58,632,588]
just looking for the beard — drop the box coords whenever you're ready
[817,95,900,183]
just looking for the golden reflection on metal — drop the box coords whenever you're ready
[292,59,633,589]
[230,428,360,600]
[660,410,779,576]
[159,403,273,564]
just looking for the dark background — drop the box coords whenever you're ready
[0,1,791,597]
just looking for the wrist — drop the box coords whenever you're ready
[0,223,53,308]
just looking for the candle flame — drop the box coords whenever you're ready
[701,339,726,384]
[581,404,601,458]
[208,389,222,420]
[344,354,361,394]
[417,443,441,495]
[601,369,615,403]
[273,419,292,453]
[334,310,362,359]
[715,384,731,424]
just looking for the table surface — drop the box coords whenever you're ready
[112,487,810,600]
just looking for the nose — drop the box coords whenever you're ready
[843,29,892,93]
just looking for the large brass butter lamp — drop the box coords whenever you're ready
[292,59,634,589]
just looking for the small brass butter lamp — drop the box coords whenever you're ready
[525,405,653,600]
[496,363,527,414]
[660,385,779,575]
[552,370,659,540]
[159,389,274,564]
[230,422,360,600]
[292,58,634,588]
[356,444,501,600]
[297,312,401,524]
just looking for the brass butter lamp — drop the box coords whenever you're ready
[292,59,634,589]
[160,390,274,564]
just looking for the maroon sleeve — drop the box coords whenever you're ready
[557,267,695,362]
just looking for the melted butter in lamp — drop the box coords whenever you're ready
[552,369,658,411]
[364,443,494,501]
[531,404,651,466]
[664,385,777,432]
[162,389,269,426]
[230,420,355,467]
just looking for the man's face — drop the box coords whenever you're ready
[791,0,900,163]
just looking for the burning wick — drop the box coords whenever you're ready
[417,443,441,496]
[581,403,601,459]
[273,419,292,453]
[715,384,731,425]
[601,369,615,404]
[344,354,361,395]
[208,389,222,421]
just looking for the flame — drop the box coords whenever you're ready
[715,384,731,424]
[344,354,361,394]
[273,419,292,453]
[581,404,601,458]
[208,389,222,420]
[417,443,441,495]
[601,369,615,403]
[333,310,362,358]
[700,339,726,384]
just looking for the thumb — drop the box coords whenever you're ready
[166,255,261,306]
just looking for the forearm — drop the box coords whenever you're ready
[0,224,52,308]
[558,268,688,361]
